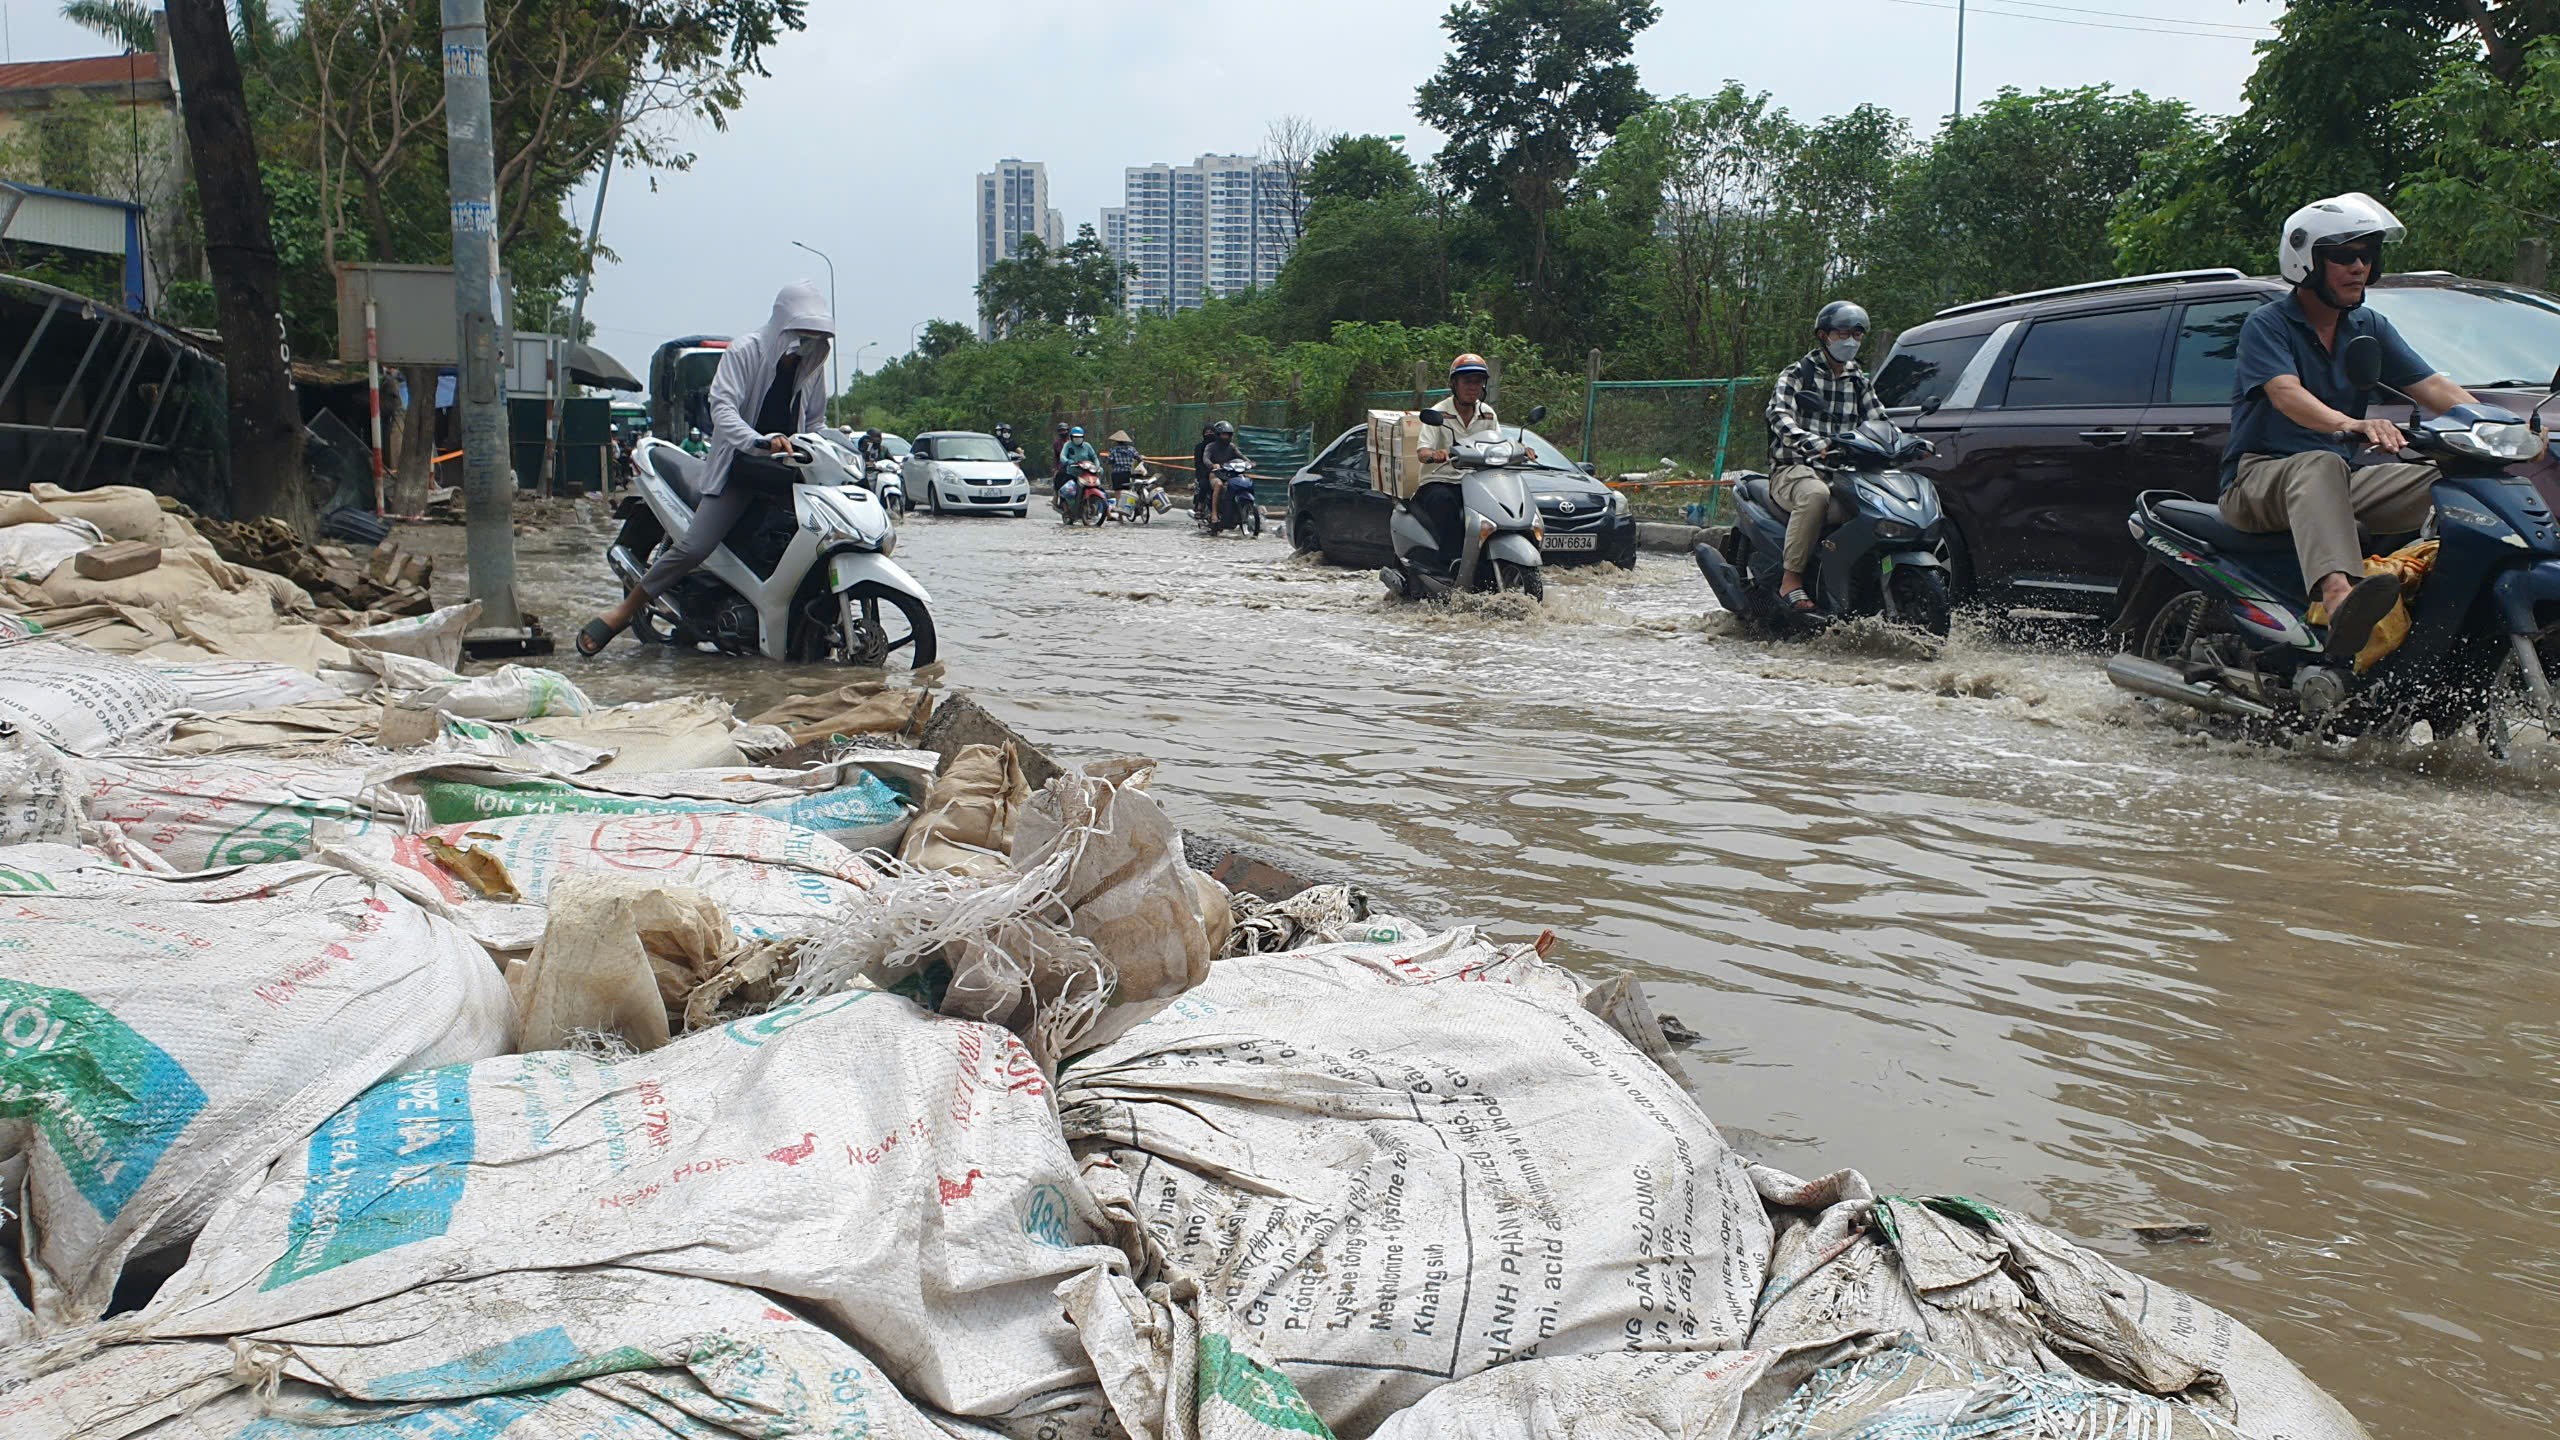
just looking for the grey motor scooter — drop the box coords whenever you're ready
[1381,404,1549,601]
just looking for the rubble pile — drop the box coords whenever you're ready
[0,494,2372,1439]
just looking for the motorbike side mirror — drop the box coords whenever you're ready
[1526,404,1548,424]
[1416,408,1445,427]
[2342,334,2383,392]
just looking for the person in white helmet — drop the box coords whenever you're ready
[2219,192,2478,657]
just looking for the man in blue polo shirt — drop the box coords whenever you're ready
[2220,192,2478,657]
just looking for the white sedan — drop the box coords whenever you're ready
[904,431,1030,517]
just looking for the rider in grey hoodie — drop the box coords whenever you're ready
[581,282,833,655]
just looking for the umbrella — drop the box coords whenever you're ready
[562,341,641,392]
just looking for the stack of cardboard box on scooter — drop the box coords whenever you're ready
[1367,409,1425,500]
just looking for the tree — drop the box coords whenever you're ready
[1273,189,1450,335]
[2398,35,2560,279]
[917,319,975,362]
[61,1,157,51]
[1302,134,1419,208]
[275,1,808,312]
[165,0,311,532]
[1873,85,2207,314]
[1415,0,1659,342]
[976,226,1130,338]
[1264,114,1330,241]
[1585,89,1800,376]
[2110,0,2466,275]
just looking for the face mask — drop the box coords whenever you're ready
[1826,336,1862,364]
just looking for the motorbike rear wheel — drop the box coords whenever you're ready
[1243,504,1262,537]
[2140,590,2229,665]
[1085,499,1108,527]
[1886,566,1953,637]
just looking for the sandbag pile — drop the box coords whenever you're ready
[0,498,2368,1440]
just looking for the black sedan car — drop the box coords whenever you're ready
[1287,423,1637,570]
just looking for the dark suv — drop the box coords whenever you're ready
[1872,270,2560,612]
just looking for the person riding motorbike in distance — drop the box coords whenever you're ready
[1764,302,1888,614]
[1411,354,1516,545]
[1057,425,1098,496]
[856,426,887,466]
[1199,421,1246,525]
[2218,192,2478,658]
[994,422,1022,467]
[579,281,831,656]
[1107,430,1144,492]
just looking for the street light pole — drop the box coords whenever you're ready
[909,318,928,352]
[854,341,879,377]
[790,239,838,405]
[1952,0,1966,125]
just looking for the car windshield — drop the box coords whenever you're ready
[884,435,910,458]
[932,435,1005,462]
[2363,284,2560,390]
[1482,424,1581,474]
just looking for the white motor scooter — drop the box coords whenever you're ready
[611,434,935,667]
[1382,403,1548,601]
[868,457,908,514]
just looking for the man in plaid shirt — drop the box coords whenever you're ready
[1764,301,1887,610]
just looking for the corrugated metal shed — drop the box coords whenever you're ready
[0,183,137,256]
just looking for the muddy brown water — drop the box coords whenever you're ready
[412,503,2559,1437]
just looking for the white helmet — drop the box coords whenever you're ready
[2278,192,2405,285]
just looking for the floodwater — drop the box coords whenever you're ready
[429,501,2559,1438]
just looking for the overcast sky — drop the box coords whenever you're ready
[5,0,2287,378]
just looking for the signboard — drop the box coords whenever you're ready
[334,263,511,367]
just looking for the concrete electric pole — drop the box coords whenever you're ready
[440,0,530,644]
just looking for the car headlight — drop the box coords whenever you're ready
[1607,490,1629,516]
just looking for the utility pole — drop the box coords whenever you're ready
[440,0,526,640]
[543,111,623,495]
[1952,0,1967,125]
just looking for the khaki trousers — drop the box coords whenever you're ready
[1769,464,1833,575]
[2220,451,2437,595]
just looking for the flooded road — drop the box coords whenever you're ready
[437,502,2558,1438]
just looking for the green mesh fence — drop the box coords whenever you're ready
[1580,378,1772,524]
[1047,397,1309,475]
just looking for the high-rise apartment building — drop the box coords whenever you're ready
[1111,153,1297,316]
[976,158,1066,337]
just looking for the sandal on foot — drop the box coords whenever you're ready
[1780,586,1819,614]
[575,616,626,658]
[2317,572,2401,659]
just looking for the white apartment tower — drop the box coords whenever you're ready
[976,158,1066,337]
[1113,153,1297,315]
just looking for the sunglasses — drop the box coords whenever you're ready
[2321,246,2379,271]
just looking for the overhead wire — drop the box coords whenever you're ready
[1880,0,2271,40]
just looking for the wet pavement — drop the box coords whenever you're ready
[419,501,2560,1438]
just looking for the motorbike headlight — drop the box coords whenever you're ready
[1875,519,1919,541]
[877,528,896,556]
[2451,422,2547,462]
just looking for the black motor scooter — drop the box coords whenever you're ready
[2109,334,2560,751]
[1693,419,1953,637]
